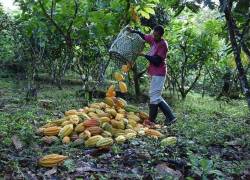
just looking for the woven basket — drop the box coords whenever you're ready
[109,26,145,63]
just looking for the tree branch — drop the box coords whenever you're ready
[38,0,66,40]
[180,40,188,90]
[67,0,78,34]
[186,64,203,93]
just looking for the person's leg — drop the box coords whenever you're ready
[144,76,165,126]
[158,100,176,125]
[156,77,176,125]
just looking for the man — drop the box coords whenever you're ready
[128,25,176,126]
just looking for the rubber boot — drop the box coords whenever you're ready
[144,104,158,127]
[158,100,176,125]
[149,104,158,123]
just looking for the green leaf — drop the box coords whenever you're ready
[144,7,155,15]
[208,170,225,176]
[148,0,160,3]
[200,159,213,171]
[146,3,157,8]
[139,10,150,19]
[110,0,120,9]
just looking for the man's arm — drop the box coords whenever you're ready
[144,55,162,67]
[130,30,145,40]
[138,52,162,67]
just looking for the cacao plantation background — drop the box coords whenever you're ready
[0,0,249,179]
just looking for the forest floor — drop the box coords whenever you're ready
[0,72,250,179]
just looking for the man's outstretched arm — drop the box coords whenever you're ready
[130,30,145,40]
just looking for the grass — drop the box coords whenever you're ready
[0,75,249,179]
[171,93,249,146]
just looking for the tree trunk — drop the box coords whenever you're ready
[224,2,250,108]
[131,62,141,98]
[180,90,187,100]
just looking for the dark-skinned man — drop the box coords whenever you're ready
[127,25,176,127]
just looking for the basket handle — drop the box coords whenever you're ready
[110,25,131,50]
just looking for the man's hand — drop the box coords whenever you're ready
[126,26,133,32]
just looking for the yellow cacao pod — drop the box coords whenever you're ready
[107,84,115,92]
[101,131,112,138]
[128,119,137,127]
[41,122,57,128]
[160,137,177,147]
[105,108,117,117]
[84,135,103,147]
[104,97,115,107]
[139,111,149,120]
[61,120,72,126]
[36,127,45,135]
[74,122,85,133]
[88,112,99,118]
[59,124,73,138]
[98,102,107,109]
[125,133,137,139]
[78,112,91,121]
[106,85,116,97]
[83,107,90,113]
[41,136,59,144]
[125,129,137,134]
[99,117,111,124]
[96,109,109,117]
[43,126,61,136]
[65,109,78,116]
[68,115,80,125]
[126,124,134,129]
[62,136,71,144]
[114,72,125,81]
[95,109,105,115]
[116,98,127,108]
[89,103,101,109]
[119,81,128,93]
[115,135,126,144]
[117,108,126,114]
[106,90,116,97]
[48,118,66,126]
[127,114,141,122]
[122,65,130,73]
[137,128,146,136]
[86,126,103,136]
[79,130,91,140]
[111,120,125,130]
[115,113,125,121]
[38,154,68,167]
[111,128,125,137]
[97,112,110,118]
[96,137,113,148]
[145,129,163,138]
[87,107,96,113]
[102,122,113,132]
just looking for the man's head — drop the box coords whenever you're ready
[153,25,164,42]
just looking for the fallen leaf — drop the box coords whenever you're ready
[155,163,183,179]
[11,135,23,150]
[76,166,108,173]
[44,167,57,176]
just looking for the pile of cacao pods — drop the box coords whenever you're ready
[38,98,165,146]
[38,63,177,167]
